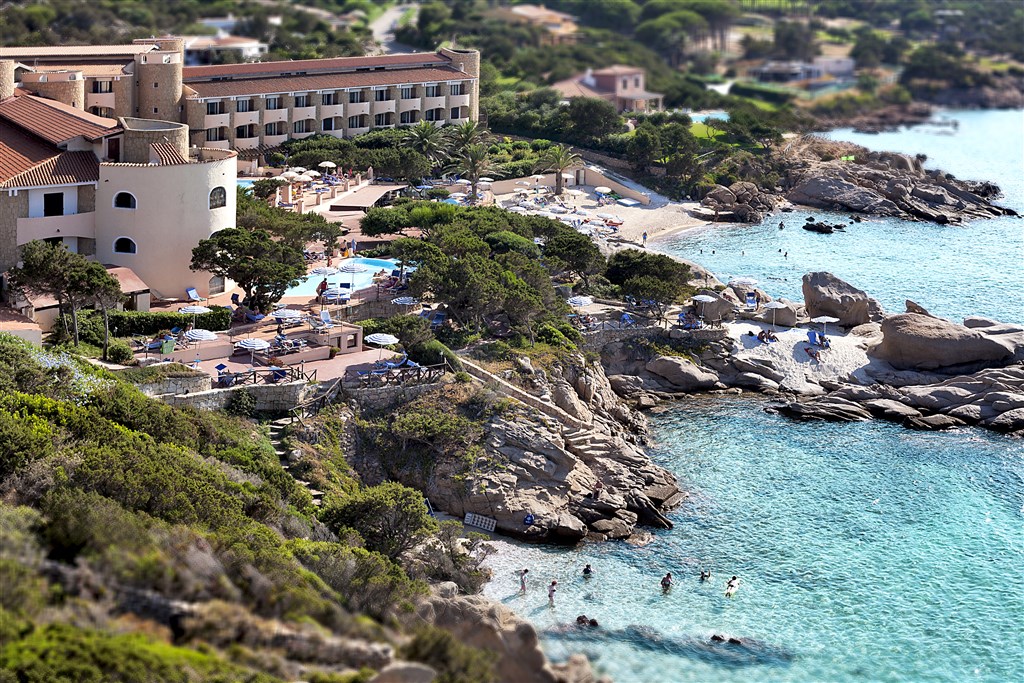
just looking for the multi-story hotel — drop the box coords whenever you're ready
[0,60,236,316]
[0,39,481,164]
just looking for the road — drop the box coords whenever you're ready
[368,3,418,55]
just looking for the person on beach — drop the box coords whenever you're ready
[316,278,328,302]
[642,231,648,247]
[725,576,740,597]
[661,572,673,592]
[548,580,558,606]
[583,564,594,577]
[519,569,529,593]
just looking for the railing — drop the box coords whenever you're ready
[288,377,343,425]
[345,361,451,388]
[216,365,316,388]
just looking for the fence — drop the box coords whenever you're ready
[464,512,497,532]
[344,361,450,388]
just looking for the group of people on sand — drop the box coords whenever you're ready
[756,329,778,343]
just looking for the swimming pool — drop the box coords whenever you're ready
[237,179,255,189]
[283,258,402,298]
[689,111,729,123]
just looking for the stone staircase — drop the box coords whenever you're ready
[268,418,324,507]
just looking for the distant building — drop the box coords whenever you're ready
[0,40,481,163]
[749,57,855,84]
[495,4,580,45]
[180,34,269,66]
[551,66,663,113]
[0,60,237,314]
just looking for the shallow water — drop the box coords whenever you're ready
[656,109,1024,323]
[483,399,1024,683]
[482,110,1024,682]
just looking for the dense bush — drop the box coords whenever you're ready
[728,81,795,105]
[320,482,438,562]
[55,308,231,345]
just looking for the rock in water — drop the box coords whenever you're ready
[869,313,1020,371]
[645,357,721,391]
[802,272,884,326]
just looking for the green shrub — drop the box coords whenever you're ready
[536,324,575,349]
[55,308,231,345]
[319,482,437,562]
[226,389,258,417]
[454,371,472,383]
[412,339,462,371]
[425,188,450,199]
[105,341,134,365]
[401,626,496,683]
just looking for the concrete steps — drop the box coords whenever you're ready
[266,419,322,506]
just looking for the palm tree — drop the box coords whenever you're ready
[445,120,491,157]
[446,143,498,202]
[403,120,447,171]
[536,144,582,196]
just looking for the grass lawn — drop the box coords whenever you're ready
[398,6,416,27]
[690,122,726,140]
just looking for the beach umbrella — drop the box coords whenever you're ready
[310,266,338,277]
[271,308,303,321]
[236,337,270,365]
[566,295,593,308]
[507,206,528,214]
[179,304,211,325]
[811,315,840,337]
[515,180,532,186]
[337,260,368,293]
[692,293,717,319]
[294,174,313,183]
[477,181,492,188]
[454,178,472,186]
[365,332,399,359]
[561,173,574,180]
[391,296,420,311]
[594,186,612,194]
[281,171,299,180]
[318,161,337,169]
[290,166,307,173]
[531,174,546,181]
[415,184,433,190]
[449,192,468,198]
[564,188,586,196]
[479,177,495,182]
[596,212,620,221]
[729,277,759,287]
[306,170,321,177]
[763,300,788,329]
[321,286,348,301]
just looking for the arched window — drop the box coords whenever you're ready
[113,237,137,254]
[209,186,227,209]
[113,192,137,209]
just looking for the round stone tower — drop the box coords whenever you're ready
[0,60,15,101]
[20,70,86,109]
[136,39,184,120]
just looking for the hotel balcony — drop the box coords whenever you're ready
[205,139,231,150]
[398,97,421,112]
[292,105,316,121]
[321,103,345,118]
[235,135,259,149]
[264,134,288,147]
[17,212,95,244]
[347,101,370,117]
[263,108,288,123]
[233,110,260,126]
[203,113,231,129]
[86,92,116,110]
[448,94,471,109]
[346,126,370,136]
[422,96,446,111]
[372,99,396,115]
[292,130,314,140]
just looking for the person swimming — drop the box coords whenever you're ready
[661,572,673,592]
[519,568,529,593]
[583,564,593,577]
[700,570,712,582]
[725,576,740,597]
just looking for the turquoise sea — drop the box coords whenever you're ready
[481,110,1024,683]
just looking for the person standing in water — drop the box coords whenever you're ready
[548,580,558,607]
[583,564,593,577]
[725,576,740,597]
[519,569,529,593]
[661,572,673,592]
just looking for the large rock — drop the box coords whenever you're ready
[370,662,437,683]
[757,299,801,328]
[802,272,884,326]
[645,357,720,392]
[693,289,737,322]
[870,313,1019,371]
[788,173,902,214]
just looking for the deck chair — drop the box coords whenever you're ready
[429,312,447,330]
[807,330,820,346]
[186,287,205,302]
[230,293,241,306]
[385,353,407,369]
[318,310,336,330]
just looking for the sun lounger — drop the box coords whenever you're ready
[186,287,205,302]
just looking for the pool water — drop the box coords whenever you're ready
[283,258,400,298]
[237,179,254,189]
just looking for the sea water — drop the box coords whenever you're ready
[656,109,1024,323]
[481,110,1024,682]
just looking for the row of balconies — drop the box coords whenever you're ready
[202,95,469,130]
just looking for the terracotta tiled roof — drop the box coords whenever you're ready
[185,66,470,99]
[30,62,130,77]
[1,151,99,189]
[150,142,188,165]
[593,65,644,76]
[0,44,155,58]
[0,95,119,144]
[550,78,607,100]
[182,52,448,80]
[104,265,150,294]
[0,120,57,183]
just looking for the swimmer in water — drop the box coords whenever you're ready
[661,572,673,592]
[700,570,712,582]
[548,580,558,606]
[519,569,528,593]
[725,576,740,597]
[583,564,593,577]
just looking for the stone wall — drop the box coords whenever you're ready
[136,374,213,397]
[458,358,588,430]
[0,191,29,273]
[159,380,311,413]
[344,382,446,412]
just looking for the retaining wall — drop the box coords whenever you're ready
[458,358,588,430]
[159,380,311,413]
[344,382,446,412]
[136,374,212,397]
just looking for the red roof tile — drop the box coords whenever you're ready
[185,66,471,99]
[183,52,448,80]
[1,151,99,189]
[0,120,57,183]
[150,142,188,165]
[0,95,119,144]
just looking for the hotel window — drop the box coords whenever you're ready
[294,94,311,108]
[374,113,389,126]
[634,77,641,87]
[265,96,281,110]
[622,78,628,89]
[236,99,252,112]
[349,90,365,104]
[424,108,442,121]
[450,83,464,96]
[450,107,460,120]
[400,86,415,99]
[399,110,416,124]
[375,88,389,101]
[322,118,335,131]
[206,128,225,142]
[206,101,223,115]
[265,121,284,136]
[424,84,440,98]
[209,187,227,209]
[113,192,137,209]
[347,115,363,128]
[322,92,337,106]
[235,124,256,138]
[113,237,137,254]
[92,80,113,94]
[293,120,313,134]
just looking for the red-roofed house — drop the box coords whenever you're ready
[551,66,663,113]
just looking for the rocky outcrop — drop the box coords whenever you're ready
[868,313,1024,371]
[416,584,607,683]
[645,357,722,391]
[774,365,1024,435]
[802,272,885,327]
[701,181,779,223]
[781,137,1015,224]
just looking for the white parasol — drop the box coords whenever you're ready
[811,315,840,337]
[566,295,593,308]
[692,293,717,318]
[594,186,612,194]
[236,337,270,365]
[763,300,788,329]
[365,332,399,359]
[318,161,337,169]
[310,266,338,276]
